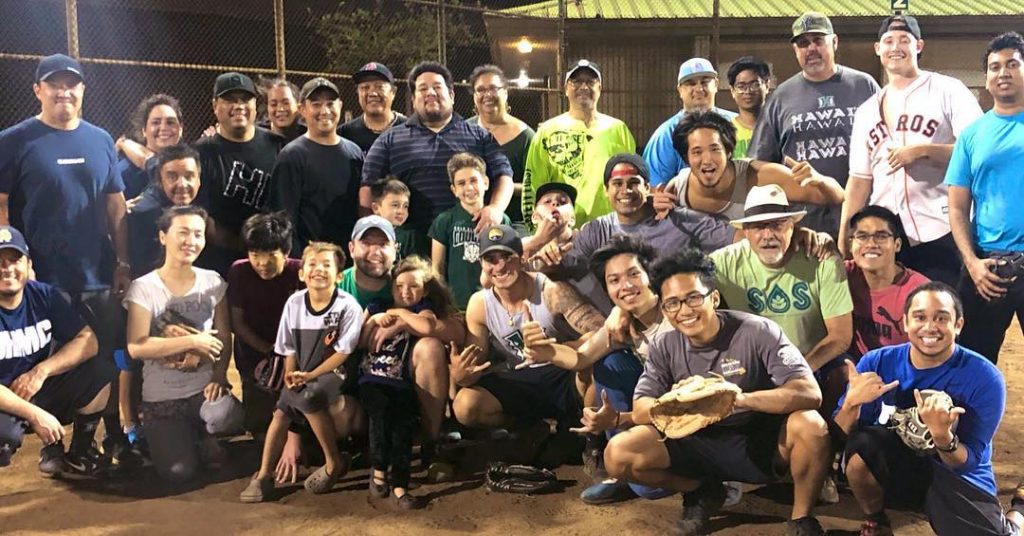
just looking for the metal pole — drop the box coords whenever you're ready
[711,0,720,65]
[439,0,447,64]
[273,0,286,77]
[65,0,79,58]
[557,0,565,86]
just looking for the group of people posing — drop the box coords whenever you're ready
[2,9,1024,536]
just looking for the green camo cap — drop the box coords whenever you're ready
[791,12,834,42]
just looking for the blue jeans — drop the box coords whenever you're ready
[593,350,672,500]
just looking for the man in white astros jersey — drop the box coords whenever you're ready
[839,15,982,287]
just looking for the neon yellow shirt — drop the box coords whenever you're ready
[732,117,753,159]
[522,112,635,229]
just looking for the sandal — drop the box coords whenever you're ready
[303,453,351,494]
[240,473,275,503]
[369,472,389,499]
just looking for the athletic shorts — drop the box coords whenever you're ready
[475,365,581,424]
[666,413,787,484]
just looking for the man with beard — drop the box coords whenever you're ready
[271,78,363,255]
[836,282,1022,536]
[339,63,406,153]
[727,57,771,159]
[839,16,982,287]
[710,185,852,416]
[644,57,737,186]
[603,248,831,536]
[523,60,635,228]
[359,62,513,246]
[656,111,844,220]
[194,72,285,276]
[946,32,1024,364]
[258,78,304,143]
[0,54,131,466]
[749,12,880,236]
[115,94,184,201]
[468,64,535,232]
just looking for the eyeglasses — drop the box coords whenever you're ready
[474,85,505,95]
[567,78,599,88]
[661,290,712,313]
[852,231,895,243]
[732,82,764,94]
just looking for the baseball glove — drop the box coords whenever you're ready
[888,390,955,455]
[649,375,742,439]
[485,462,558,495]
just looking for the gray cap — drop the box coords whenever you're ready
[199,395,245,436]
[351,215,396,243]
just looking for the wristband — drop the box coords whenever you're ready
[937,434,959,453]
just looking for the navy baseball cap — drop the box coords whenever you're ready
[535,182,578,205]
[36,53,83,83]
[0,226,29,257]
[478,224,523,257]
[300,77,340,101]
[351,215,396,243]
[353,62,395,85]
[878,15,922,40]
[213,72,257,98]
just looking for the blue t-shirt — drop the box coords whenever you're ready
[0,281,86,386]
[837,343,1005,496]
[945,110,1024,253]
[643,107,738,186]
[0,118,124,293]
[116,157,151,200]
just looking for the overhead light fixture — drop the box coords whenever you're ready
[515,70,531,88]
[516,37,533,54]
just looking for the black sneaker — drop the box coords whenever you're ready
[104,436,145,468]
[38,442,67,477]
[64,443,112,477]
[676,481,727,536]
[787,516,825,536]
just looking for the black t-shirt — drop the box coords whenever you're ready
[270,136,364,255]
[338,113,408,153]
[257,118,306,144]
[194,128,285,275]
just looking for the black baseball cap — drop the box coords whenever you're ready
[478,224,523,257]
[603,153,650,186]
[353,62,395,85]
[35,53,83,83]
[565,59,602,83]
[878,15,922,40]
[300,77,340,101]
[213,72,257,98]
[0,226,30,257]
[535,183,577,205]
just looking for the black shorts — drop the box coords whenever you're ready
[475,365,581,424]
[666,413,787,484]
[846,426,1018,536]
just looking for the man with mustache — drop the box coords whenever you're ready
[339,63,406,153]
[840,16,982,288]
[945,31,1024,365]
[194,72,285,276]
[749,12,880,236]
[359,62,513,252]
[522,60,635,228]
[710,185,853,418]
[270,78,363,255]
[644,57,738,186]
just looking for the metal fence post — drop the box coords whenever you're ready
[65,0,79,58]
[274,0,286,77]
[439,0,447,64]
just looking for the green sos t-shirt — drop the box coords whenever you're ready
[710,241,852,356]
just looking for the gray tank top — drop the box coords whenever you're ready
[668,158,754,221]
[483,272,581,370]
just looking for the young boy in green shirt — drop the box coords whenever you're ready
[370,177,429,262]
[429,152,510,309]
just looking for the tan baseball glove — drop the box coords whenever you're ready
[650,375,742,439]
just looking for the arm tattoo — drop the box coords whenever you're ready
[544,281,605,334]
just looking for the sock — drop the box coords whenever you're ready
[70,413,102,453]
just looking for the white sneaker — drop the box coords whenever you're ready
[819,475,840,504]
[723,480,743,507]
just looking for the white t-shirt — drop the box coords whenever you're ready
[123,268,227,403]
[274,289,362,372]
[848,71,983,244]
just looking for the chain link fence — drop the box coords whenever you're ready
[0,0,566,140]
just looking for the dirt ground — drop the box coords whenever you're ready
[3,320,1023,536]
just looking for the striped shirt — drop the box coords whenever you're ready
[361,113,513,233]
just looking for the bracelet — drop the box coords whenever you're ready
[937,434,959,453]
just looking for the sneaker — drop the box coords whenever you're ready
[723,481,743,507]
[0,444,13,468]
[38,443,67,477]
[64,443,112,477]
[104,436,144,468]
[676,481,727,536]
[786,516,824,536]
[859,519,894,536]
[580,479,635,505]
[240,474,275,503]
[818,475,840,505]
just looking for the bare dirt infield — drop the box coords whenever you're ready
[3,320,1023,536]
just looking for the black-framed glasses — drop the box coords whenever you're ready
[567,78,599,88]
[474,85,505,95]
[852,231,895,243]
[661,290,712,313]
[732,82,764,94]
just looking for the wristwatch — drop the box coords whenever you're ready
[937,434,959,453]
